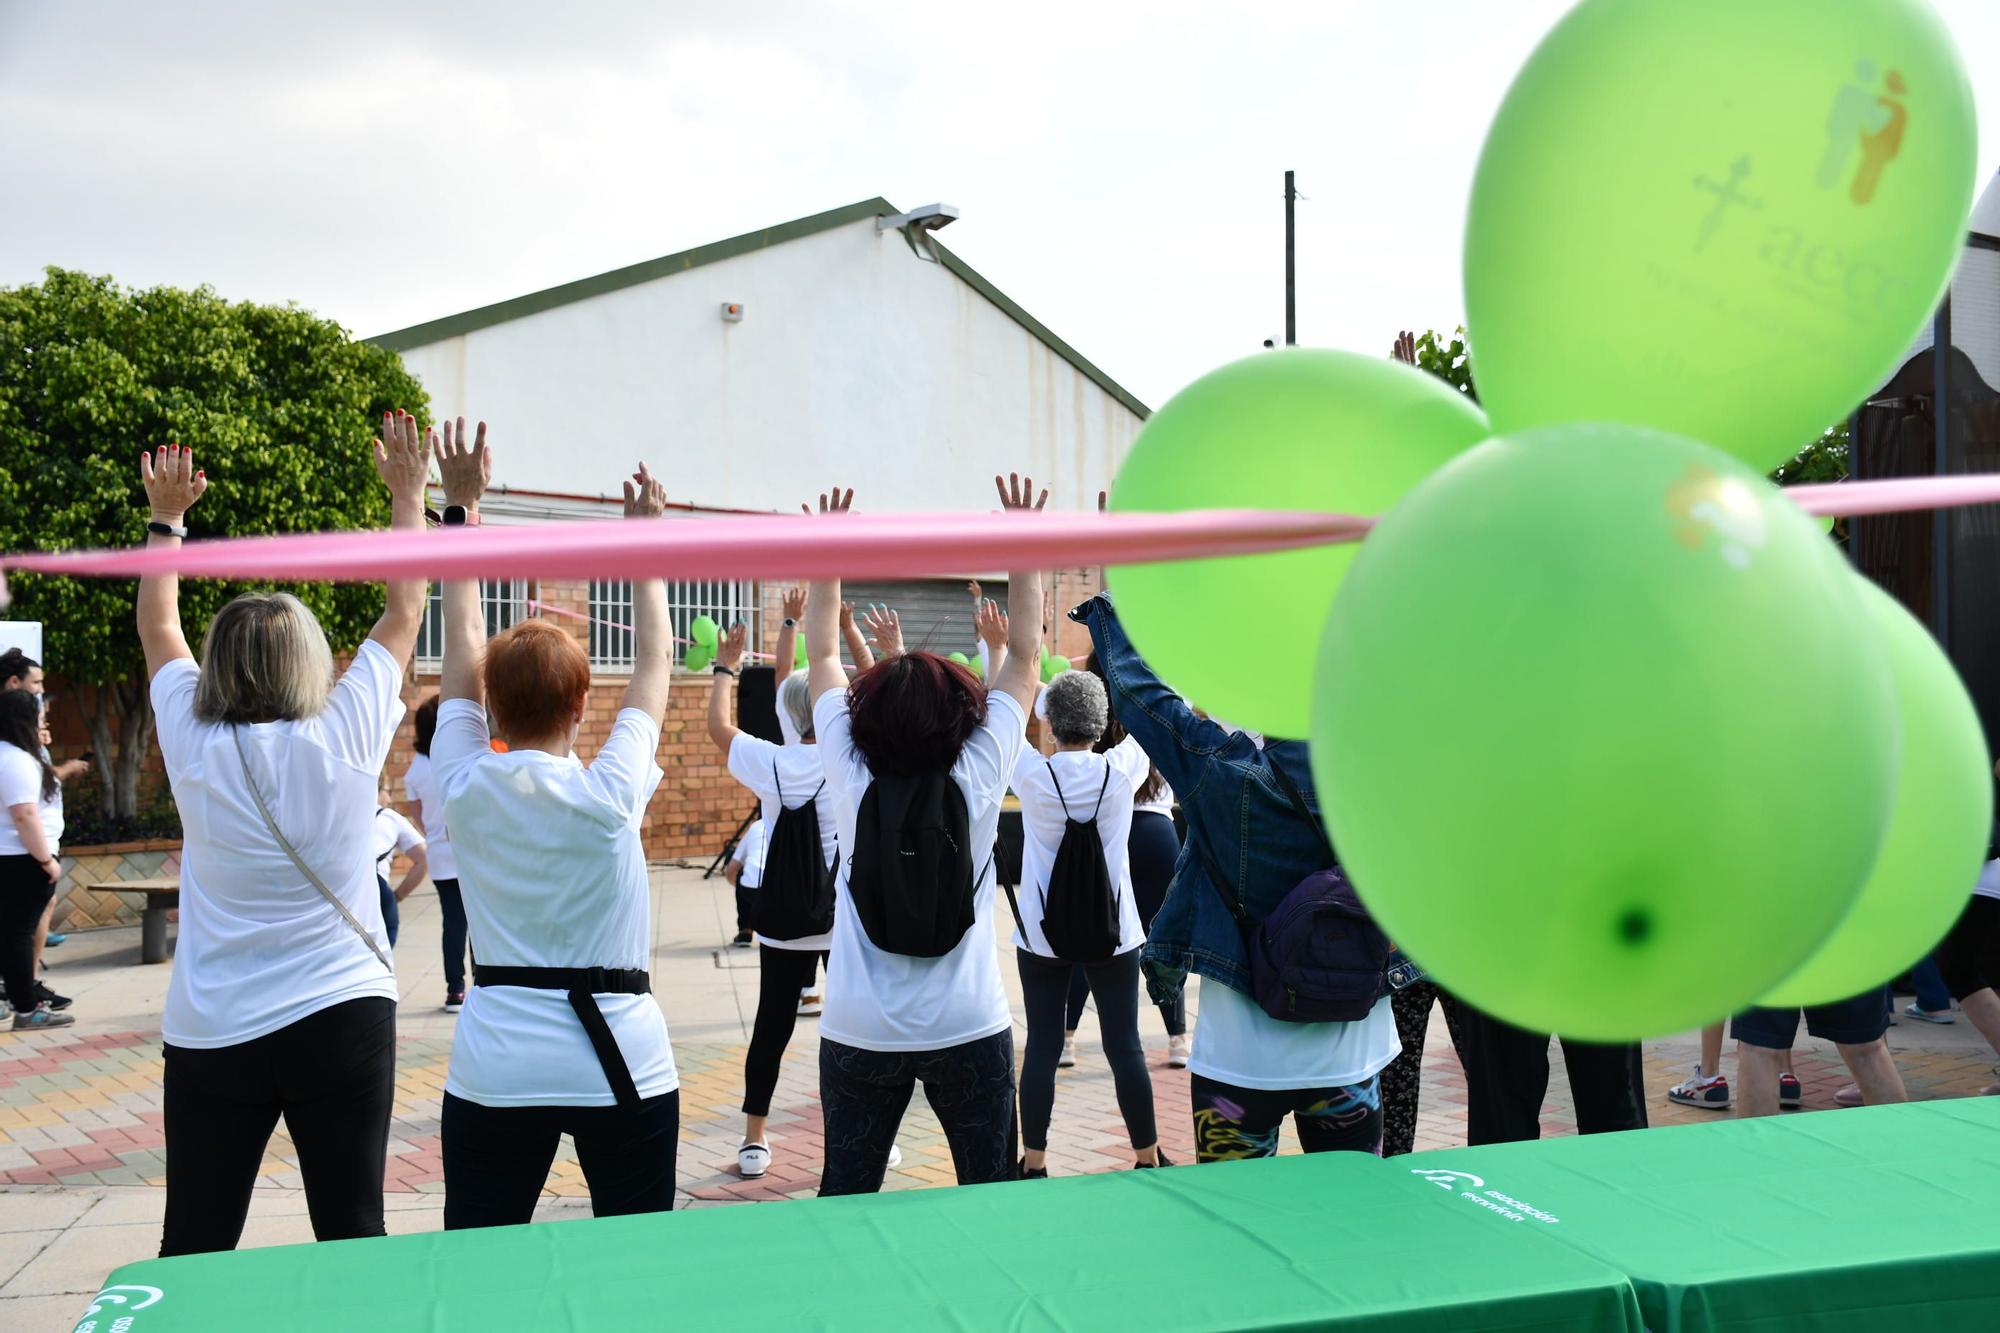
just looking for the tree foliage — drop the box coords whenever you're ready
[0,268,428,816]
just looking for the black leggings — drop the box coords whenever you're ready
[441,1089,680,1229]
[743,946,826,1117]
[1456,1002,1648,1145]
[1,854,55,1009]
[819,1031,1016,1195]
[435,877,469,995]
[1020,948,1157,1153]
[161,996,396,1256]
[1065,812,1184,1037]
[376,875,399,949]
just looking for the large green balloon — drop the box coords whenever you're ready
[1760,578,1991,1006]
[1465,0,1976,473]
[1110,348,1489,737]
[1313,424,1897,1041]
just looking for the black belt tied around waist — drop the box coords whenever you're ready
[472,965,652,1110]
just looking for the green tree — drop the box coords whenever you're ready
[0,268,429,819]
[1413,327,1477,402]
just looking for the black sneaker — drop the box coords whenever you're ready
[1018,1158,1048,1180]
[34,981,71,1012]
[732,930,754,948]
[1135,1148,1174,1169]
[444,992,465,1014]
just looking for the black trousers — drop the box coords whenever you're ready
[1456,1002,1647,1145]
[435,877,469,995]
[1019,948,1156,1152]
[735,877,757,934]
[1,854,55,1009]
[161,996,397,1256]
[1063,813,1186,1038]
[742,946,826,1117]
[441,1089,680,1229]
[819,1032,1015,1195]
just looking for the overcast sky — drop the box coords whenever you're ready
[2,0,1995,410]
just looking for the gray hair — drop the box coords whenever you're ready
[193,592,336,724]
[778,672,815,742]
[1043,670,1109,746]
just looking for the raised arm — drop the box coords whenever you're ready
[1073,590,1225,796]
[622,464,672,723]
[859,604,901,663]
[773,586,806,683]
[137,444,207,681]
[989,473,1046,716]
[803,487,854,707]
[367,410,434,667]
[841,601,876,672]
[435,418,491,706]
[975,597,1008,683]
[707,623,748,754]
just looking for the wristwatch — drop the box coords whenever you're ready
[442,504,480,527]
[712,664,738,678]
[147,520,188,539]
[781,617,798,629]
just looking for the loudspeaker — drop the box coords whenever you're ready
[737,666,781,745]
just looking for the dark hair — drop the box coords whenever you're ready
[413,694,441,757]
[1087,652,1168,805]
[845,651,987,778]
[0,648,40,689]
[0,690,56,802]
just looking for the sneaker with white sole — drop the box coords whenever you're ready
[12,1002,74,1031]
[1666,1065,1731,1110]
[1057,1036,1077,1069]
[1904,1003,1955,1025]
[797,993,822,1018]
[886,1144,903,1170]
[444,992,465,1014]
[1779,1073,1803,1109]
[738,1141,771,1179]
[1166,1034,1190,1069]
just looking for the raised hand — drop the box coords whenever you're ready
[803,486,855,515]
[860,604,902,657]
[839,601,858,631]
[141,443,208,523]
[374,410,432,506]
[975,598,1008,651]
[623,462,667,519]
[781,586,808,620]
[1390,330,1417,365]
[966,579,983,602]
[436,416,490,508]
[718,623,748,671]
[994,472,1049,512]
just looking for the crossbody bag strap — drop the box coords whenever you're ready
[232,727,394,974]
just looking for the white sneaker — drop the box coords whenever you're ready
[1057,1036,1077,1069]
[886,1144,903,1170]
[797,993,822,1018]
[1167,1034,1190,1069]
[738,1141,771,1179]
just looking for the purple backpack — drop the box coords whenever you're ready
[1193,763,1392,1024]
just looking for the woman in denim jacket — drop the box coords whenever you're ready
[1074,593,1401,1161]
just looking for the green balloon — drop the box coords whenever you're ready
[795,636,809,670]
[1110,348,1489,737]
[948,651,970,666]
[1465,0,1976,473]
[1761,578,1991,1006]
[684,641,714,672]
[1040,649,1069,683]
[690,615,720,649]
[1313,424,1896,1041]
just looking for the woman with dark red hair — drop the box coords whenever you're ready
[804,477,1047,1195]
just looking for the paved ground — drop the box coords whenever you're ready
[6,867,1998,1331]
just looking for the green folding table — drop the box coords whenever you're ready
[1393,1096,2000,1332]
[70,1151,1641,1332]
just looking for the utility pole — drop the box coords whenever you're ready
[1284,170,1297,345]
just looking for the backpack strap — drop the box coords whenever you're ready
[1090,766,1111,819]
[773,759,784,804]
[1266,757,1335,863]
[1044,756,1067,810]
[1192,832,1254,932]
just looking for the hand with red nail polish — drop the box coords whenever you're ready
[139,441,208,527]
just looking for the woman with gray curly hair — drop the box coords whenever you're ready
[1006,668,1165,1175]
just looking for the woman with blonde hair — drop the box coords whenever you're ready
[137,417,431,1256]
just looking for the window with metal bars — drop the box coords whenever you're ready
[585,579,764,673]
[414,580,533,669]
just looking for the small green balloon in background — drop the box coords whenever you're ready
[1464,0,1977,473]
[1109,348,1490,738]
[1313,423,1897,1041]
[795,636,809,669]
[948,651,971,666]
[684,642,714,672]
[1759,577,1992,1007]
[1040,648,1069,683]
[689,615,720,650]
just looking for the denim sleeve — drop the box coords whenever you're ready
[1072,592,1225,798]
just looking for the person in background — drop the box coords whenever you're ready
[723,816,766,949]
[1732,990,1907,1118]
[1076,593,1400,1162]
[1,689,72,1029]
[432,423,680,1228]
[406,695,470,1012]
[371,792,427,950]
[1377,981,1468,1157]
[139,421,427,1257]
[805,477,1044,1195]
[0,650,90,991]
[1664,1022,1804,1113]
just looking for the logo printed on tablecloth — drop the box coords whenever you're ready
[1410,1169,1561,1225]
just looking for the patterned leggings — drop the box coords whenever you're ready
[1380,981,1467,1158]
[1189,1072,1383,1162]
[818,1032,1017,1195]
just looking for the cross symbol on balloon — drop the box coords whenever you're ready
[1692,155,1763,252]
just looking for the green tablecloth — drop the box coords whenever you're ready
[71,1151,1640,1332]
[1397,1095,2000,1332]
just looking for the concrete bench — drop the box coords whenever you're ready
[82,876,180,963]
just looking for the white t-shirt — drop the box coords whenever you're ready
[1008,736,1151,958]
[152,640,405,1049]
[371,807,424,878]
[403,753,457,881]
[728,733,840,951]
[434,698,678,1107]
[0,741,61,855]
[814,689,1026,1052]
[1188,981,1401,1092]
[730,817,768,889]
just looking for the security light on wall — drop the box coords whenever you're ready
[880,203,959,263]
[721,302,744,323]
